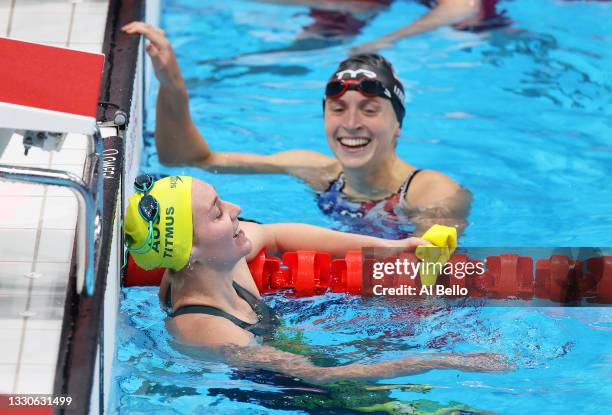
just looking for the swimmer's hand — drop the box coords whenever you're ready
[122,21,184,90]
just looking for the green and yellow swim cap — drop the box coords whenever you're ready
[124,175,193,271]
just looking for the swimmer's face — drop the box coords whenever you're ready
[190,180,251,269]
[324,91,400,170]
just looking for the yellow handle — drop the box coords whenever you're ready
[415,224,457,285]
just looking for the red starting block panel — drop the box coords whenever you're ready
[0,37,104,133]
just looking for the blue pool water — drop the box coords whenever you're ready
[113,0,612,413]
[112,289,612,414]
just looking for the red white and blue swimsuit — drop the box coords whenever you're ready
[317,169,422,239]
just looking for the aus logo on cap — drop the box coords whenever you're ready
[335,69,377,79]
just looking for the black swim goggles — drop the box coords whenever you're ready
[126,174,160,255]
[324,78,392,101]
[133,173,155,193]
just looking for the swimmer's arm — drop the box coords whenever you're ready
[122,22,337,190]
[197,150,339,190]
[122,22,213,168]
[177,301,510,385]
[389,0,481,37]
[255,0,340,8]
[401,171,472,237]
[242,221,426,261]
[255,0,380,13]
[221,346,444,385]
[154,67,337,185]
[157,83,338,189]
[219,345,509,385]
[181,320,510,385]
[350,0,480,52]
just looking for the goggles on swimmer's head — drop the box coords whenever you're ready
[324,78,392,101]
[323,68,406,127]
[126,174,160,255]
[133,173,155,194]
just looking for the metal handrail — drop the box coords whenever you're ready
[0,128,104,296]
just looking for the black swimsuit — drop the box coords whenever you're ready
[170,282,280,340]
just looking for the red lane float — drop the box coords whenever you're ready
[585,256,612,302]
[125,254,165,287]
[123,251,612,303]
[330,250,363,295]
[452,255,484,295]
[247,250,332,295]
[482,254,534,300]
[535,255,582,303]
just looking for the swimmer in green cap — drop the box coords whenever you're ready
[124,174,509,386]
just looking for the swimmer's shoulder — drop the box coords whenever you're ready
[310,158,342,190]
[403,169,466,209]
